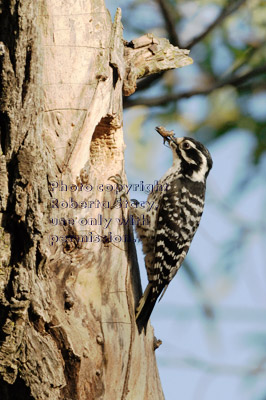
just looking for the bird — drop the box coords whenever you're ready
[134,127,213,332]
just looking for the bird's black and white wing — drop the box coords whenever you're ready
[136,179,184,329]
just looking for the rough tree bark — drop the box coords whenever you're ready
[0,1,192,399]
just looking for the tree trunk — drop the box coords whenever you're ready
[0,1,192,399]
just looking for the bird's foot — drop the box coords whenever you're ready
[109,174,129,209]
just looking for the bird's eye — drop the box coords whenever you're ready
[182,141,191,150]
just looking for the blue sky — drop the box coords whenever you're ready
[124,122,266,400]
[106,1,266,398]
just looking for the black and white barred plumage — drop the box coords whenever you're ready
[135,128,213,332]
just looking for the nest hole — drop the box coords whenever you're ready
[89,116,122,174]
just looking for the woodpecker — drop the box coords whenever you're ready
[134,127,213,332]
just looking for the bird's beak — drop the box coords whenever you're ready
[175,137,183,145]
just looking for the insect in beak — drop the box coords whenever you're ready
[155,126,182,147]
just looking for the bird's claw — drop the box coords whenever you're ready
[108,174,123,188]
[108,174,129,209]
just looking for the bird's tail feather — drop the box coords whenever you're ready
[135,283,157,333]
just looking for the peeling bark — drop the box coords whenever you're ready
[123,34,192,96]
[0,1,192,399]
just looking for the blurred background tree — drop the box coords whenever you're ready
[107,1,266,399]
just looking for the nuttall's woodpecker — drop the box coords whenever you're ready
[134,127,213,332]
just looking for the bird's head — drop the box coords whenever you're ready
[155,127,213,182]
